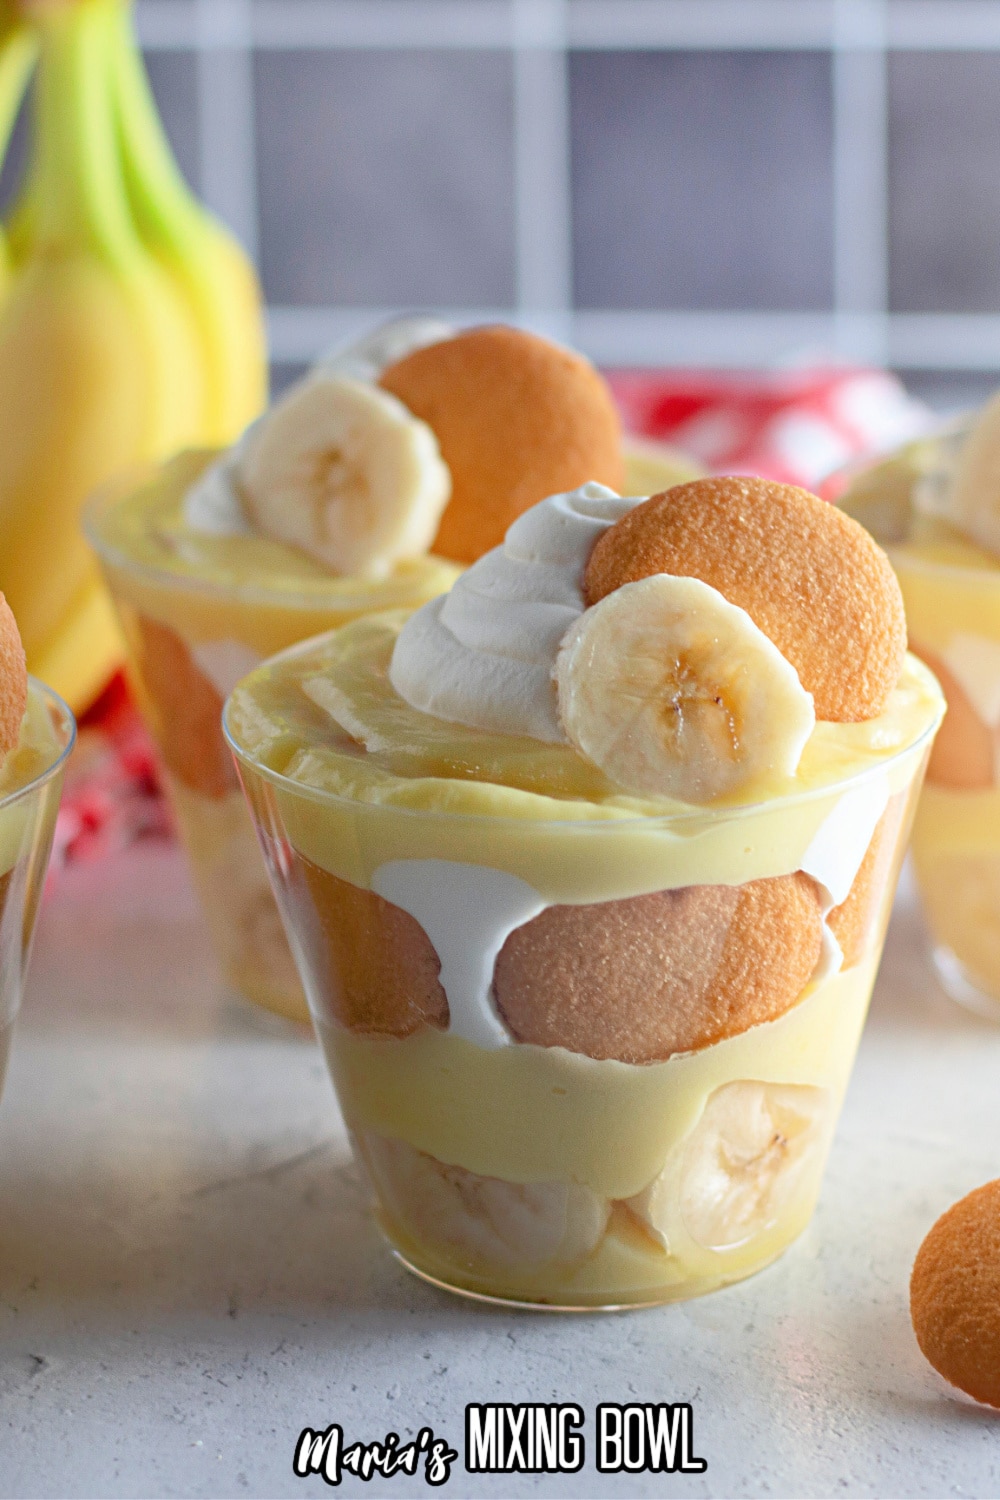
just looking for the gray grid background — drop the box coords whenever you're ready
[134,0,1000,405]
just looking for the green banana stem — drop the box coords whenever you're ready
[31,0,139,264]
[108,1,210,258]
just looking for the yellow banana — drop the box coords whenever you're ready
[0,0,216,709]
[109,0,266,443]
[0,16,35,299]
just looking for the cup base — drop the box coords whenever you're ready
[391,1249,670,1314]
[933,945,1000,1023]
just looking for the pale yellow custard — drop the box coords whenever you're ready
[227,614,938,855]
[0,681,73,877]
[841,434,1000,1014]
[89,450,461,651]
[86,454,460,1023]
[0,681,75,1041]
[226,614,940,1306]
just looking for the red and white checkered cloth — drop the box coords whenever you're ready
[51,364,930,873]
[52,672,173,875]
[608,365,928,491]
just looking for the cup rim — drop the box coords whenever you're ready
[1,678,77,813]
[222,641,942,832]
[82,458,460,614]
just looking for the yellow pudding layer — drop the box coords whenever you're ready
[87,453,459,1025]
[0,683,72,874]
[890,521,1000,654]
[910,774,1000,1001]
[326,955,870,1201]
[0,685,74,1035]
[89,451,461,654]
[322,954,874,1305]
[894,537,1000,1002]
[2,683,69,798]
[842,441,1000,1004]
[228,612,941,901]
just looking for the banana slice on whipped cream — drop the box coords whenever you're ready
[388,473,905,805]
[238,375,451,579]
[182,373,451,578]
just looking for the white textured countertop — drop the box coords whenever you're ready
[0,844,998,1499]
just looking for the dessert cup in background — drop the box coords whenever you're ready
[837,418,1000,1019]
[85,455,459,1024]
[225,477,941,1307]
[0,680,76,1100]
[84,316,689,1027]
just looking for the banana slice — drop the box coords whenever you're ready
[237,374,451,578]
[359,1133,609,1270]
[555,574,815,803]
[627,1080,833,1253]
[947,391,1000,555]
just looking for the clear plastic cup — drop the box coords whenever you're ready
[0,682,76,1099]
[84,456,459,1024]
[836,425,1000,1020]
[224,632,938,1309]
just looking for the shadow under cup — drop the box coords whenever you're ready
[226,696,934,1310]
[0,683,75,1101]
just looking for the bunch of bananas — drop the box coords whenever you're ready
[0,0,266,711]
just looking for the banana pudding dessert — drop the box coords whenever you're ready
[226,475,942,1307]
[87,318,646,1023]
[838,395,1000,1016]
[0,596,75,1099]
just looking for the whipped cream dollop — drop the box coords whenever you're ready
[183,316,455,539]
[183,432,255,536]
[316,316,454,384]
[389,483,638,740]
